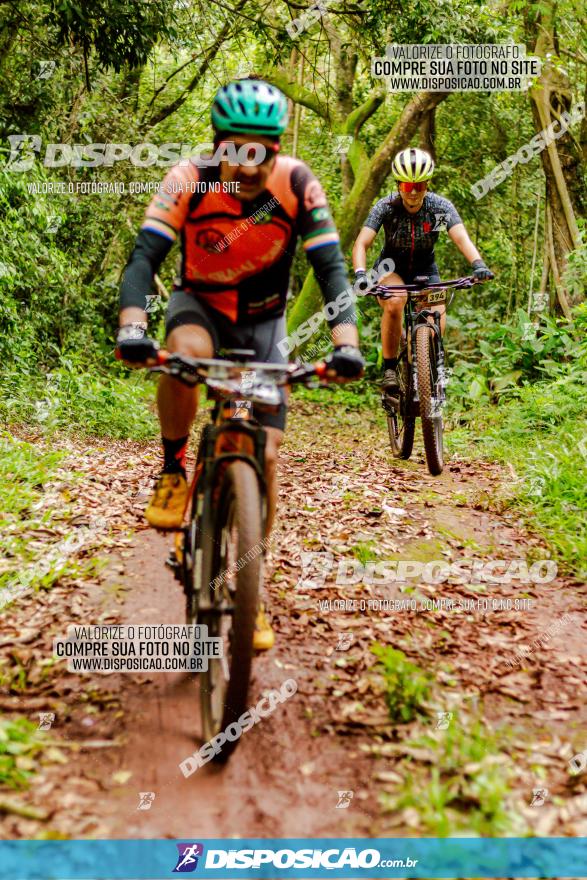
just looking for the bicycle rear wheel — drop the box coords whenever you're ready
[415,325,444,476]
[199,461,262,762]
[385,347,415,459]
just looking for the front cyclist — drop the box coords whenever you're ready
[116,79,363,648]
[352,147,493,395]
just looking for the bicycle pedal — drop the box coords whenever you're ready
[381,392,399,412]
[165,550,179,570]
[165,549,183,584]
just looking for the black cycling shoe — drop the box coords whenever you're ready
[381,368,400,396]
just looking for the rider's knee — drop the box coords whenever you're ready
[381,296,405,315]
[166,324,214,358]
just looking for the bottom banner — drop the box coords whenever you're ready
[0,837,586,878]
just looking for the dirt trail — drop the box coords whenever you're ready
[2,400,587,840]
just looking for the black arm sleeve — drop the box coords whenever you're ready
[306,242,356,330]
[119,229,174,311]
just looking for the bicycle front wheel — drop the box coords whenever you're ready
[199,461,263,762]
[415,325,444,476]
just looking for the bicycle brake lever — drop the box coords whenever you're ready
[149,361,200,386]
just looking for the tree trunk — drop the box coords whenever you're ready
[528,14,583,310]
[545,202,572,319]
[419,107,437,162]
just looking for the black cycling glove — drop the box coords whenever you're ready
[353,269,370,294]
[324,345,365,379]
[471,259,494,282]
[116,323,160,363]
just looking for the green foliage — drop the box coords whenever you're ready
[0,362,158,440]
[0,435,73,600]
[293,380,380,410]
[0,155,129,358]
[371,644,432,723]
[0,433,111,606]
[447,309,587,576]
[46,0,177,72]
[0,433,65,520]
[0,718,47,789]
[445,306,585,409]
[361,0,510,47]
[351,540,379,564]
[385,720,515,835]
[0,153,160,439]
[563,226,587,302]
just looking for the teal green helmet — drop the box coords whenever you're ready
[211,79,289,137]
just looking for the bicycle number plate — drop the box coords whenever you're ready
[426,290,446,303]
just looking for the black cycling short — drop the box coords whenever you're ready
[165,290,287,431]
[375,255,440,285]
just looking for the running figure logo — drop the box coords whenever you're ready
[173,843,204,872]
[297,551,333,589]
[336,633,354,651]
[336,790,354,809]
[137,791,155,810]
[530,788,549,807]
[38,712,55,730]
[435,711,453,730]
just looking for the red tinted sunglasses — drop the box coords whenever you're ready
[398,181,428,193]
[219,141,280,164]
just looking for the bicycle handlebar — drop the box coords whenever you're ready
[150,351,328,389]
[359,275,480,299]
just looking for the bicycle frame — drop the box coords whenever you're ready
[190,409,268,602]
[403,292,445,366]
[151,353,326,613]
[372,277,475,405]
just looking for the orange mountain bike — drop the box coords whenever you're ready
[149,351,326,761]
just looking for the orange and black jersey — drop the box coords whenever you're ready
[120,156,354,327]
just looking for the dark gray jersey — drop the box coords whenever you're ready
[364,191,462,270]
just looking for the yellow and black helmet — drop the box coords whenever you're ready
[391,148,435,182]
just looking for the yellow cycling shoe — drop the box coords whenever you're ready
[145,471,188,530]
[253,604,274,651]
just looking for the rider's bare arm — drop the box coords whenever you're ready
[352,227,377,272]
[119,305,148,327]
[448,223,482,264]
